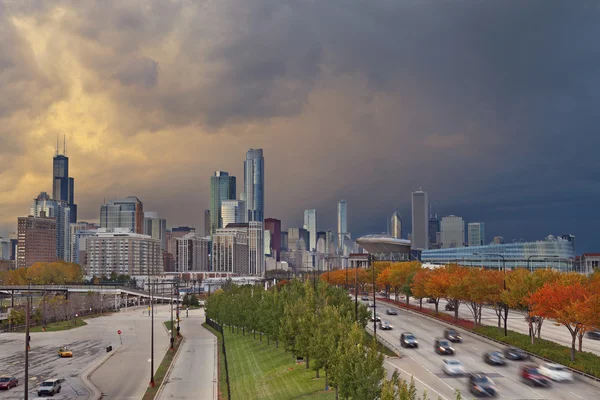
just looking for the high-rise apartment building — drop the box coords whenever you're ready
[390,211,402,239]
[303,209,318,251]
[176,233,210,272]
[144,212,167,250]
[428,215,440,247]
[468,222,485,247]
[248,221,264,275]
[337,200,348,254]
[100,196,144,234]
[281,231,288,252]
[221,200,246,228]
[204,209,211,236]
[69,221,99,264]
[210,171,237,234]
[212,227,249,274]
[31,192,71,261]
[440,215,465,248]
[17,216,57,268]
[326,230,336,255]
[264,218,281,260]
[288,227,309,251]
[411,190,428,250]
[243,149,264,223]
[52,138,77,223]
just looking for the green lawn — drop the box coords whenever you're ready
[224,329,336,400]
[29,318,88,332]
[203,323,230,400]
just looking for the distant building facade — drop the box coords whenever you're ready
[204,209,211,236]
[264,218,281,260]
[17,216,57,268]
[288,227,309,251]
[243,149,265,223]
[221,200,246,228]
[210,171,237,234]
[390,211,402,239]
[280,231,288,252]
[337,200,348,254]
[100,196,144,234]
[303,209,318,251]
[30,192,71,262]
[212,227,249,274]
[428,215,440,248]
[144,212,167,250]
[52,141,77,223]
[440,215,465,248]
[468,222,485,247]
[176,233,210,272]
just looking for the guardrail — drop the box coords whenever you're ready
[364,324,403,358]
[206,318,231,400]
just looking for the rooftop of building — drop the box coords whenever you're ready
[355,234,412,254]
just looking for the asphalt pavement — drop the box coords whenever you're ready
[367,299,600,400]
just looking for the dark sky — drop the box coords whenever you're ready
[0,0,598,252]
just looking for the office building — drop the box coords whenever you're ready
[422,235,576,271]
[303,209,318,251]
[326,230,336,255]
[316,236,327,254]
[243,149,265,222]
[221,200,246,228]
[428,215,440,247]
[210,171,237,234]
[70,221,99,264]
[337,200,348,255]
[390,211,402,239]
[9,232,17,261]
[86,229,163,276]
[0,238,10,260]
[281,231,288,252]
[31,192,71,261]
[100,196,144,234]
[17,216,57,268]
[52,138,77,223]
[204,209,211,236]
[264,218,281,260]
[212,227,249,274]
[144,212,167,250]
[288,227,309,251]
[264,230,272,256]
[440,215,465,248]
[176,233,210,272]
[468,222,485,247]
[248,221,264,275]
[411,190,428,250]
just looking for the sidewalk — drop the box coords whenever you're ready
[158,308,218,400]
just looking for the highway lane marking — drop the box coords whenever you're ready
[385,360,450,400]
[530,389,543,397]
[569,391,584,399]
[471,346,478,351]
[400,354,456,392]
[467,356,474,361]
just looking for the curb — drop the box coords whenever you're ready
[154,335,185,399]
[79,343,122,400]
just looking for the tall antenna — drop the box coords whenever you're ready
[56,135,59,156]
[63,134,66,156]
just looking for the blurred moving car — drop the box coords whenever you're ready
[37,379,61,396]
[368,302,375,308]
[361,296,370,301]
[434,338,454,355]
[0,376,18,390]
[586,330,600,340]
[444,328,462,343]
[445,302,456,311]
[58,347,73,358]
[370,312,381,322]
[468,373,498,397]
[427,298,436,303]
[520,365,552,387]
[538,363,574,382]
[483,351,506,366]
[378,320,393,330]
[400,332,419,348]
[442,359,465,376]
[504,347,530,361]
[385,308,397,315]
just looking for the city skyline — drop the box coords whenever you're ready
[1,1,598,253]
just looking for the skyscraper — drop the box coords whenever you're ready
[303,209,317,251]
[243,149,264,223]
[210,171,237,235]
[428,215,440,247]
[468,222,485,247]
[204,209,211,236]
[441,215,465,248]
[411,190,428,250]
[288,228,309,251]
[144,212,167,250]
[31,192,71,261]
[52,137,77,223]
[337,200,348,254]
[390,211,402,239]
[100,196,144,234]
[264,218,281,260]
[221,200,246,228]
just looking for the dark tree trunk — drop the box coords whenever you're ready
[537,320,543,339]
[405,295,410,306]
[419,299,423,310]
[454,302,459,321]
[316,369,319,378]
[578,332,584,352]
[306,355,310,369]
[434,300,439,315]
[571,334,577,362]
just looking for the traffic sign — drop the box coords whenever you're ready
[117,330,122,335]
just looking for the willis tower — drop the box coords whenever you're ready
[53,136,77,223]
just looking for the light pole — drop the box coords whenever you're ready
[474,252,507,336]
[170,280,174,350]
[176,277,181,337]
[24,281,31,400]
[149,280,155,387]
[371,254,377,338]
[527,255,559,272]
[354,259,359,322]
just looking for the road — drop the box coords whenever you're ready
[157,308,217,400]
[366,299,600,400]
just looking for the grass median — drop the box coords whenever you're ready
[141,320,182,400]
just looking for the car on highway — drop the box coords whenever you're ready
[378,320,393,330]
[586,330,600,340]
[468,373,498,397]
[483,351,506,366]
[361,296,370,301]
[370,312,381,322]
[0,376,18,390]
[385,308,397,315]
[426,298,436,303]
[538,363,574,382]
[58,346,73,357]
[444,328,462,343]
[368,302,375,308]
[504,347,530,361]
[519,365,552,387]
[400,332,419,348]
[445,302,456,311]
[442,359,465,376]
[434,338,454,355]
[37,379,62,396]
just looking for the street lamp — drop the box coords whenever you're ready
[371,254,377,338]
[24,280,31,400]
[149,280,155,388]
[527,255,559,272]
[474,252,508,336]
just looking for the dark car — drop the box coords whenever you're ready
[37,378,61,396]
[379,320,393,330]
[385,308,397,315]
[504,347,530,361]
[483,351,506,366]
[0,376,18,390]
[361,296,370,301]
[434,338,454,355]
[586,330,600,340]
[444,328,462,343]
[445,302,456,311]
[400,332,419,348]
[468,373,498,397]
[427,298,436,304]
[520,365,552,387]
[370,312,381,322]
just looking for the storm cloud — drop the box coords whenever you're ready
[0,0,598,251]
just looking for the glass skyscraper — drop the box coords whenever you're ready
[210,171,237,235]
[100,196,144,234]
[52,139,77,223]
[303,209,318,251]
[243,149,264,223]
[390,211,402,239]
[468,222,486,247]
[30,192,71,261]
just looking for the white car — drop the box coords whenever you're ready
[538,363,574,382]
[442,359,465,376]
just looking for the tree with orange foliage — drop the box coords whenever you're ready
[410,268,431,310]
[445,264,469,321]
[424,268,451,315]
[376,268,392,298]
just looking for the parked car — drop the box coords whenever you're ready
[400,332,419,348]
[586,330,600,340]
[370,312,381,322]
[520,365,552,387]
[504,347,530,361]
[483,351,506,366]
[538,363,574,382]
[434,338,454,355]
[0,376,18,390]
[427,298,436,304]
[37,379,61,396]
[385,308,397,315]
[444,328,462,343]
[442,359,465,376]
[445,302,456,311]
[468,373,498,397]
[58,347,73,358]
[379,320,393,330]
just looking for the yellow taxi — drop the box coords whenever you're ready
[58,347,73,357]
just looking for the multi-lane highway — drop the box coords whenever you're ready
[364,298,600,400]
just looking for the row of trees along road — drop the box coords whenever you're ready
[322,262,600,362]
[0,261,83,285]
[206,279,456,400]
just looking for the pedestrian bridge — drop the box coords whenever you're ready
[0,284,173,302]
